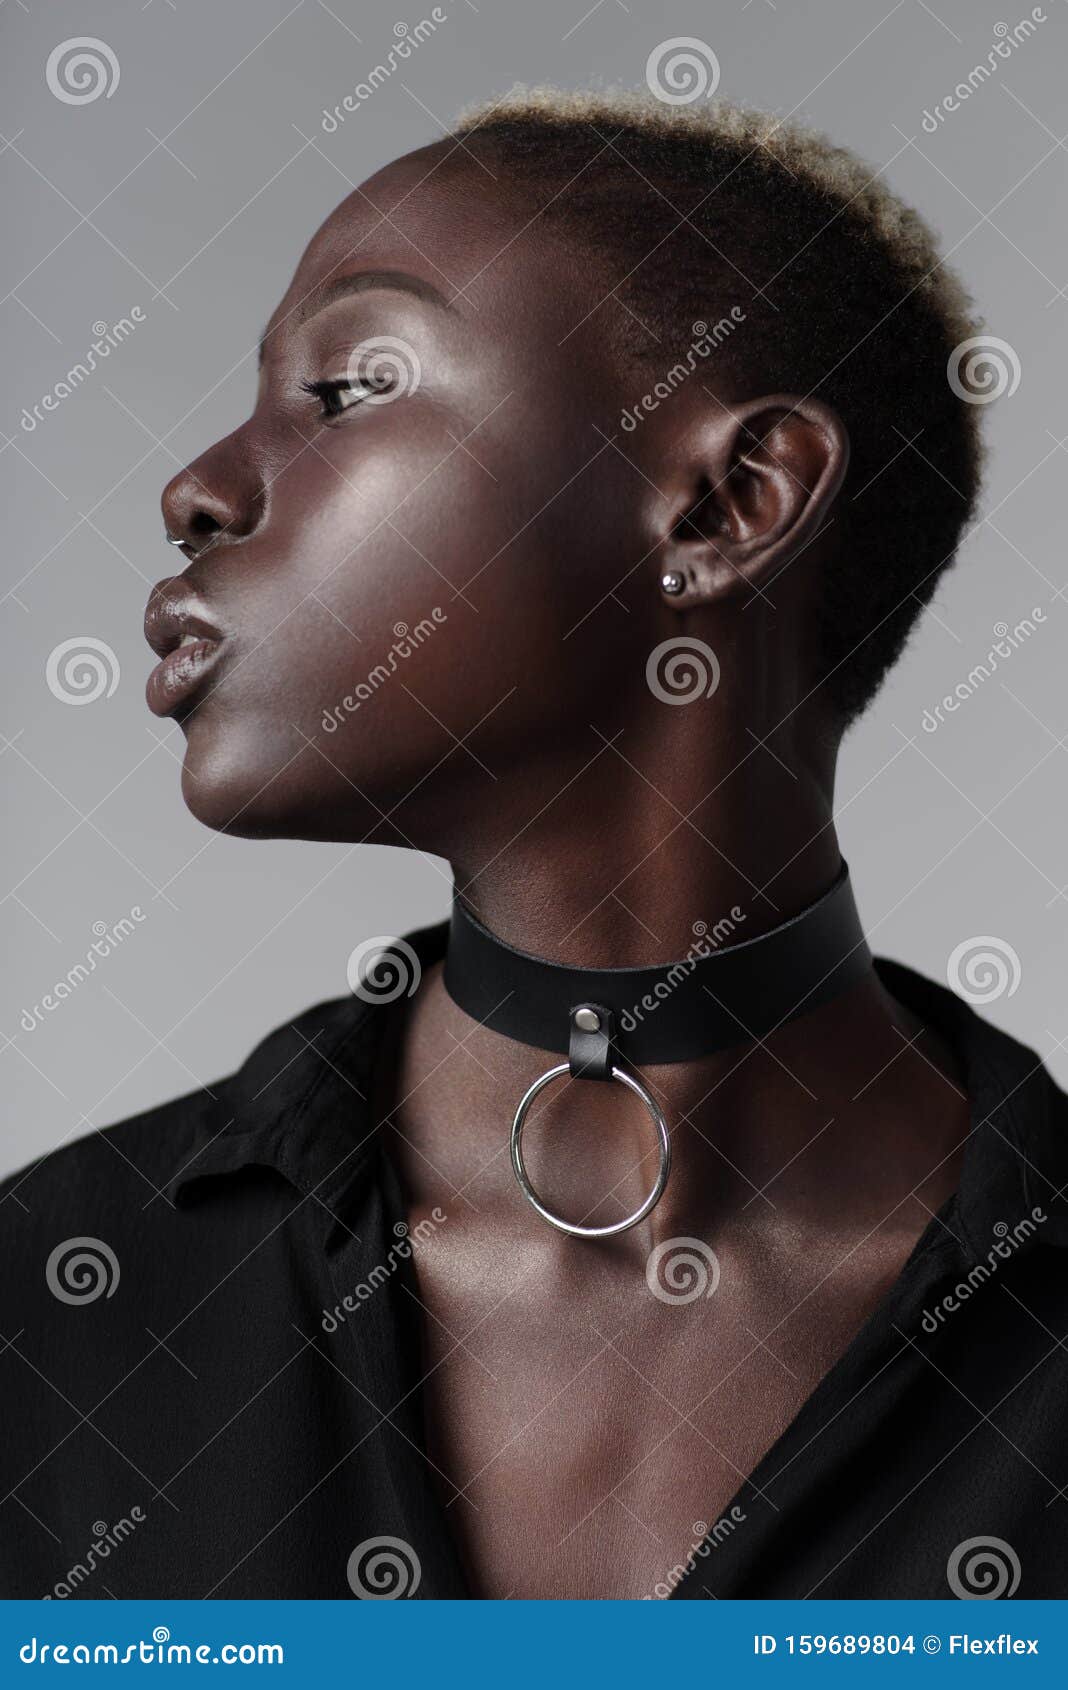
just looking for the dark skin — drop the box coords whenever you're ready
[154,141,969,1598]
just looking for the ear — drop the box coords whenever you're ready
[653,395,850,607]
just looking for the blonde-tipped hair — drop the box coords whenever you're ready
[457,85,978,346]
[450,86,985,722]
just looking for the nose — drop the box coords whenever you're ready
[161,428,264,551]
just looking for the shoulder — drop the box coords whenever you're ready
[0,992,364,1268]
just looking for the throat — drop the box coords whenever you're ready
[383,948,967,1248]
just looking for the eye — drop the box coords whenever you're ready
[300,373,394,420]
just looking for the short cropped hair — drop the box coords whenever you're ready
[452,88,985,725]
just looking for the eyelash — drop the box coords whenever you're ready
[300,374,391,420]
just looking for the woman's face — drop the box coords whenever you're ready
[151,144,662,850]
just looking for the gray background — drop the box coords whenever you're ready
[2,0,1065,1180]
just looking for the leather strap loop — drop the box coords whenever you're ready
[568,1004,615,1081]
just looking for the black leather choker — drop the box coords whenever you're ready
[443,863,871,1240]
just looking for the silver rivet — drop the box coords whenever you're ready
[660,570,684,596]
[573,1006,601,1033]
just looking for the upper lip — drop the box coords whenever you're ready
[144,579,224,659]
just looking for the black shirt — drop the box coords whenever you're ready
[2,921,1067,1600]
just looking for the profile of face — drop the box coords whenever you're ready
[151,141,846,863]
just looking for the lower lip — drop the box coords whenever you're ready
[146,638,224,717]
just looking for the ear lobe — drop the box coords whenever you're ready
[657,395,850,606]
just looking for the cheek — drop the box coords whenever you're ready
[176,410,644,838]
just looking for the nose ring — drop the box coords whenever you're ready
[164,533,186,547]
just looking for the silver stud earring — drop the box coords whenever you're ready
[660,570,685,596]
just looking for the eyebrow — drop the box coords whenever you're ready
[258,269,451,367]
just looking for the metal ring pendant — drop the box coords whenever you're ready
[510,1061,671,1239]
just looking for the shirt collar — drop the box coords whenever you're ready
[165,935,1068,1260]
[164,917,450,1208]
[875,958,1068,1260]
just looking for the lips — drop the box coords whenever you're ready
[144,578,227,718]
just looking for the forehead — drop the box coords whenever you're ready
[266,141,613,349]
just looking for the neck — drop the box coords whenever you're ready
[388,728,966,1243]
[446,727,841,968]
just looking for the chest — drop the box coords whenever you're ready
[408,1211,911,1599]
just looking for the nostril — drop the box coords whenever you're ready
[160,430,263,550]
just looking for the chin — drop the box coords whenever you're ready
[176,719,298,838]
[179,754,276,837]
[175,724,414,845]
